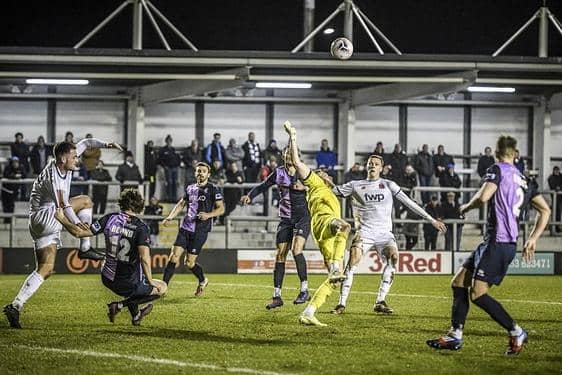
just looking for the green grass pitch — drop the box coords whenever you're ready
[1,274,561,374]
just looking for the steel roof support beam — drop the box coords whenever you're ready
[349,71,477,106]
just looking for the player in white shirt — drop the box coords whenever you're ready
[4,138,122,328]
[331,155,446,314]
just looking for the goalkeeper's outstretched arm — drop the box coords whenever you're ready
[283,121,311,179]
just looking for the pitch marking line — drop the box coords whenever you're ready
[9,344,299,375]
[173,281,562,306]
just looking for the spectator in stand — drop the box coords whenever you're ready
[260,156,279,207]
[404,205,420,250]
[209,160,226,186]
[222,161,244,224]
[205,133,225,165]
[116,151,143,191]
[477,146,495,178]
[514,149,525,173]
[225,138,245,171]
[10,132,30,200]
[90,160,112,215]
[433,144,453,179]
[242,132,262,183]
[344,163,366,183]
[373,141,386,163]
[144,197,163,247]
[439,163,461,202]
[382,164,391,179]
[423,196,442,250]
[1,157,25,223]
[182,139,203,186]
[395,164,418,218]
[548,166,562,232]
[387,144,408,183]
[414,144,433,204]
[263,139,283,166]
[144,140,158,198]
[64,131,75,143]
[441,191,463,251]
[81,133,101,178]
[70,161,88,198]
[30,135,51,175]
[159,134,181,202]
[316,139,337,179]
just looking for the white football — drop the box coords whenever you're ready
[330,37,354,60]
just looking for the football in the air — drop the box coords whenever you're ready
[330,37,354,60]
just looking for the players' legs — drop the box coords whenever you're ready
[272,242,290,298]
[470,279,519,334]
[70,195,94,252]
[185,253,208,296]
[337,237,364,309]
[446,267,473,338]
[291,235,309,295]
[163,246,184,285]
[328,218,351,274]
[374,244,398,312]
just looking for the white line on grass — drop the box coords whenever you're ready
[173,281,562,306]
[8,344,299,375]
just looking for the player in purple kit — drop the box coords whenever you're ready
[53,189,167,326]
[240,148,311,309]
[426,136,551,355]
[161,162,224,296]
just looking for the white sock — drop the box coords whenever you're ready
[339,265,358,306]
[448,327,463,339]
[303,305,316,317]
[273,287,281,298]
[300,280,308,292]
[12,271,45,311]
[509,324,523,336]
[376,262,395,304]
[78,208,93,251]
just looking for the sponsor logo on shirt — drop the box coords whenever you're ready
[364,193,385,202]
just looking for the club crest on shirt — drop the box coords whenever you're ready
[379,183,385,189]
[198,195,207,201]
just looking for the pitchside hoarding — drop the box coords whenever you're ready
[237,250,452,274]
[453,252,555,275]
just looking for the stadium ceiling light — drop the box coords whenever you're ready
[256,82,312,89]
[26,79,90,85]
[467,86,515,93]
[323,28,335,35]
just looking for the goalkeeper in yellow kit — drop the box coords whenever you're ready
[283,121,351,327]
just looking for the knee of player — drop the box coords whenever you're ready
[388,252,398,265]
[37,264,54,279]
[469,288,486,302]
[185,259,196,269]
[350,248,362,265]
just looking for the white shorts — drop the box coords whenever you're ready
[352,231,397,255]
[29,206,63,250]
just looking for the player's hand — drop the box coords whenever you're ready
[459,203,470,215]
[107,142,124,152]
[432,220,447,233]
[54,208,65,222]
[240,195,251,205]
[162,218,173,227]
[77,222,90,231]
[197,212,212,221]
[522,238,537,262]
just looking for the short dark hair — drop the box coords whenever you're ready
[196,162,211,172]
[368,154,385,166]
[65,131,74,138]
[53,141,76,161]
[118,189,145,213]
[15,132,23,138]
[496,135,517,159]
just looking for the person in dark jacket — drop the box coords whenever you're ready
[69,161,88,198]
[344,163,366,183]
[439,163,461,202]
[241,132,262,183]
[514,149,525,174]
[387,144,408,183]
[144,196,163,246]
[372,141,388,164]
[116,151,143,191]
[225,138,245,171]
[30,136,52,175]
[263,139,283,167]
[10,132,30,200]
[1,157,25,222]
[159,134,181,202]
[90,160,112,214]
[315,139,337,179]
[222,161,244,224]
[423,196,442,250]
[396,164,418,218]
[433,144,454,178]
[477,146,495,178]
[144,140,158,198]
[548,166,562,232]
[414,144,433,203]
[205,133,226,165]
[441,192,463,251]
[183,139,204,186]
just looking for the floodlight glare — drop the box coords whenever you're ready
[467,86,515,93]
[26,79,90,85]
[256,82,312,89]
[323,28,335,35]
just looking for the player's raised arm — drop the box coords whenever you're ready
[283,121,311,180]
[522,194,551,261]
[240,170,277,205]
[393,183,447,233]
[162,197,187,227]
[75,137,123,156]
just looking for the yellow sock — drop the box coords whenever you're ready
[310,278,338,310]
[331,231,348,263]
